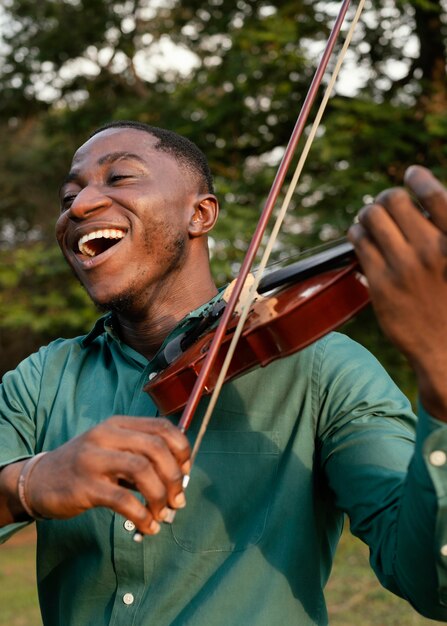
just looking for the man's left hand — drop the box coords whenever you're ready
[348,165,447,420]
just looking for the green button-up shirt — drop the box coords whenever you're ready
[1,310,447,625]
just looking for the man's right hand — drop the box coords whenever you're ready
[0,416,191,536]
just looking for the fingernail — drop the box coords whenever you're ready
[405,165,441,195]
[133,532,144,543]
[174,492,186,508]
[158,507,169,521]
[163,508,176,524]
[149,520,160,534]
[182,474,190,489]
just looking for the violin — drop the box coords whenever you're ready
[145,241,370,415]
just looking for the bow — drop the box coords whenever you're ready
[178,0,366,464]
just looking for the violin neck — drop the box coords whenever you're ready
[257,240,355,294]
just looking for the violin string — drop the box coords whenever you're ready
[190,0,367,464]
[254,236,348,275]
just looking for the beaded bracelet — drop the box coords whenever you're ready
[17,452,48,520]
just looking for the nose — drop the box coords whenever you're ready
[68,185,112,220]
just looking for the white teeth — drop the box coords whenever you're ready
[78,228,126,257]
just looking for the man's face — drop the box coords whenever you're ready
[56,128,199,313]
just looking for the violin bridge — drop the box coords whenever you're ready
[222,273,262,315]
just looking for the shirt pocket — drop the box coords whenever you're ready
[171,429,280,553]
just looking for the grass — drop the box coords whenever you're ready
[0,525,41,626]
[0,523,445,625]
[326,523,446,626]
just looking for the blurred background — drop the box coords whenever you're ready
[0,0,446,623]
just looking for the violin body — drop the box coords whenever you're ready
[145,259,369,415]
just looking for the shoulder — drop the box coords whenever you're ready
[311,331,393,382]
[2,326,102,388]
[312,332,415,438]
[313,330,407,399]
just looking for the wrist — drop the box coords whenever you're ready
[17,453,49,521]
[416,369,447,423]
[0,460,34,524]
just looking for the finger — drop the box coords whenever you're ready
[404,165,447,232]
[96,427,188,484]
[348,221,387,277]
[88,480,161,535]
[127,438,187,513]
[373,186,439,251]
[99,448,185,520]
[374,188,447,267]
[107,416,191,472]
[95,424,189,506]
[353,202,411,269]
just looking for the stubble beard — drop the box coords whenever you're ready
[93,230,187,318]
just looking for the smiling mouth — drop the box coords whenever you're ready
[77,228,127,257]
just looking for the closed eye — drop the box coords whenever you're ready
[60,194,77,212]
[108,174,135,184]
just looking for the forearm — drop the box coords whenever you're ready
[0,460,30,526]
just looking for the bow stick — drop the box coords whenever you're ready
[185,0,367,468]
[178,0,365,442]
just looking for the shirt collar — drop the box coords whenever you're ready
[81,289,225,349]
[82,315,111,346]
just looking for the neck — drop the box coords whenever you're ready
[114,271,218,360]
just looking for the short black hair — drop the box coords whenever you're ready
[90,120,214,194]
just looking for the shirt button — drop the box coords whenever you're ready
[441,545,447,557]
[123,593,134,605]
[429,450,447,467]
[124,519,136,532]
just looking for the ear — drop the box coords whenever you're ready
[188,194,219,237]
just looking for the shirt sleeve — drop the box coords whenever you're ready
[0,348,45,542]
[316,333,447,621]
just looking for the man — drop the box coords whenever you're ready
[0,121,446,625]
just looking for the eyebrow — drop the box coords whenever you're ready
[59,151,148,192]
[97,151,147,167]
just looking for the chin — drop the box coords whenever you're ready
[93,293,135,315]
[90,285,152,319]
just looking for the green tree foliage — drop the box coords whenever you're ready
[0,0,445,393]
[0,243,98,371]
